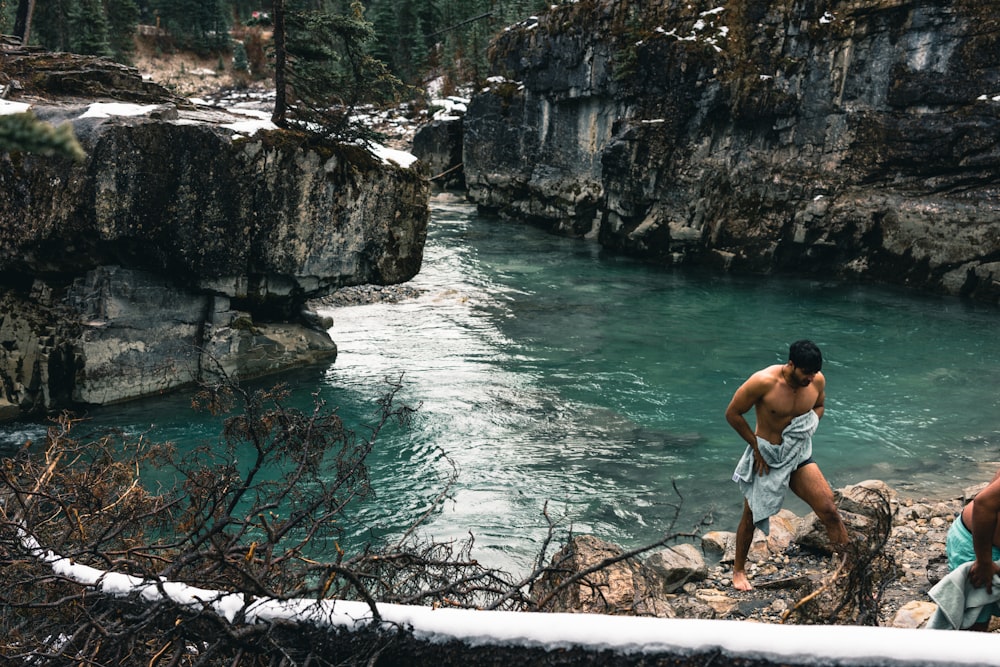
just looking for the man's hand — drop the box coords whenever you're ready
[968,559,1000,593]
[752,448,770,476]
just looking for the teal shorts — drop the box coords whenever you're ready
[945,515,1000,624]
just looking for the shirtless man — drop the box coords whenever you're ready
[725,339,848,591]
[945,469,1000,630]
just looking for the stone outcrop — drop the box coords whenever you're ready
[0,45,429,419]
[462,0,1000,302]
[529,534,676,617]
[412,118,464,190]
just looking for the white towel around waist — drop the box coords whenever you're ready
[732,409,818,535]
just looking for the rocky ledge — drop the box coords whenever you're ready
[0,42,429,420]
[461,0,1000,303]
[532,479,995,631]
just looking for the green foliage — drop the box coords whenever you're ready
[233,40,249,71]
[0,112,85,160]
[367,0,440,86]
[27,0,136,61]
[106,0,140,62]
[67,0,113,57]
[356,0,560,89]
[15,0,557,91]
[279,0,406,142]
[0,0,11,32]
[151,0,230,55]
[31,0,73,52]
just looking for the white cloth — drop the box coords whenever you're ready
[927,561,1000,630]
[732,409,818,535]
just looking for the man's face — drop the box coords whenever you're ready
[790,365,818,387]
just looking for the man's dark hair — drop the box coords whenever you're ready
[789,339,822,372]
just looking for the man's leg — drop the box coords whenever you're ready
[789,462,848,548]
[733,499,756,591]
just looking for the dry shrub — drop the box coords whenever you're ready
[783,487,900,626]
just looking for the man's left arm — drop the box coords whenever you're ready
[812,372,826,420]
[969,478,1000,592]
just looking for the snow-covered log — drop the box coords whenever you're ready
[19,528,994,667]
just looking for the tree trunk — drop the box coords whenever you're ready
[271,0,287,126]
[13,0,36,44]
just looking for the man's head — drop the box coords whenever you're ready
[788,339,822,374]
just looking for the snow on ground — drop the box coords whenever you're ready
[368,142,419,168]
[429,96,467,122]
[79,102,163,118]
[360,604,997,666]
[4,92,421,166]
[0,99,32,115]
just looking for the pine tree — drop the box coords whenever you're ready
[152,0,229,54]
[67,0,113,57]
[30,0,72,52]
[233,40,249,72]
[366,0,398,71]
[0,112,85,160]
[105,0,140,62]
[271,0,405,142]
[12,0,36,43]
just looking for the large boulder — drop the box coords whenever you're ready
[529,534,674,617]
[643,542,708,593]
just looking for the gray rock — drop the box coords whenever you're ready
[412,117,464,190]
[795,509,869,555]
[530,534,674,617]
[643,543,708,593]
[462,1,1000,301]
[0,51,429,419]
[836,480,899,520]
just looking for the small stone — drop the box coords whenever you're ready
[891,601,937,629]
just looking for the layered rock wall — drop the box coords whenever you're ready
[463,0,1000,301]
[0,48,429,419]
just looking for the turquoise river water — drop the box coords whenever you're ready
[4,197,1000,573]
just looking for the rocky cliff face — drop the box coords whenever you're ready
[0,46,429,420]
[463,0,1000,302]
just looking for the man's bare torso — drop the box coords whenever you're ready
[753,364,824,444]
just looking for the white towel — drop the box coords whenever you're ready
[927,561,1000,630]
[732,409,818,535]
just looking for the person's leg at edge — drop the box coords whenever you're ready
[733,499,756,591]
[789,463,848,556]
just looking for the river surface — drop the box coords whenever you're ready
[4,196,1000,573]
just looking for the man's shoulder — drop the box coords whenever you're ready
[747,365,782,388]
[754,364,784,380]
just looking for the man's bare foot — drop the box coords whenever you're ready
[733,570,753,591]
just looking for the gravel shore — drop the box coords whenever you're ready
[682,491,975,629]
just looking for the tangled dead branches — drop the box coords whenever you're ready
[0,374,694,666]
[782,487,900,626]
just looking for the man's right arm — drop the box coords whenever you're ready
[969,477,1000,592]
[725,374,768,475]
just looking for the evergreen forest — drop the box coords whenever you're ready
[1,0,553,91]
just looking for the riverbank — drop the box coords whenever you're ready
[695,491,959,628]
